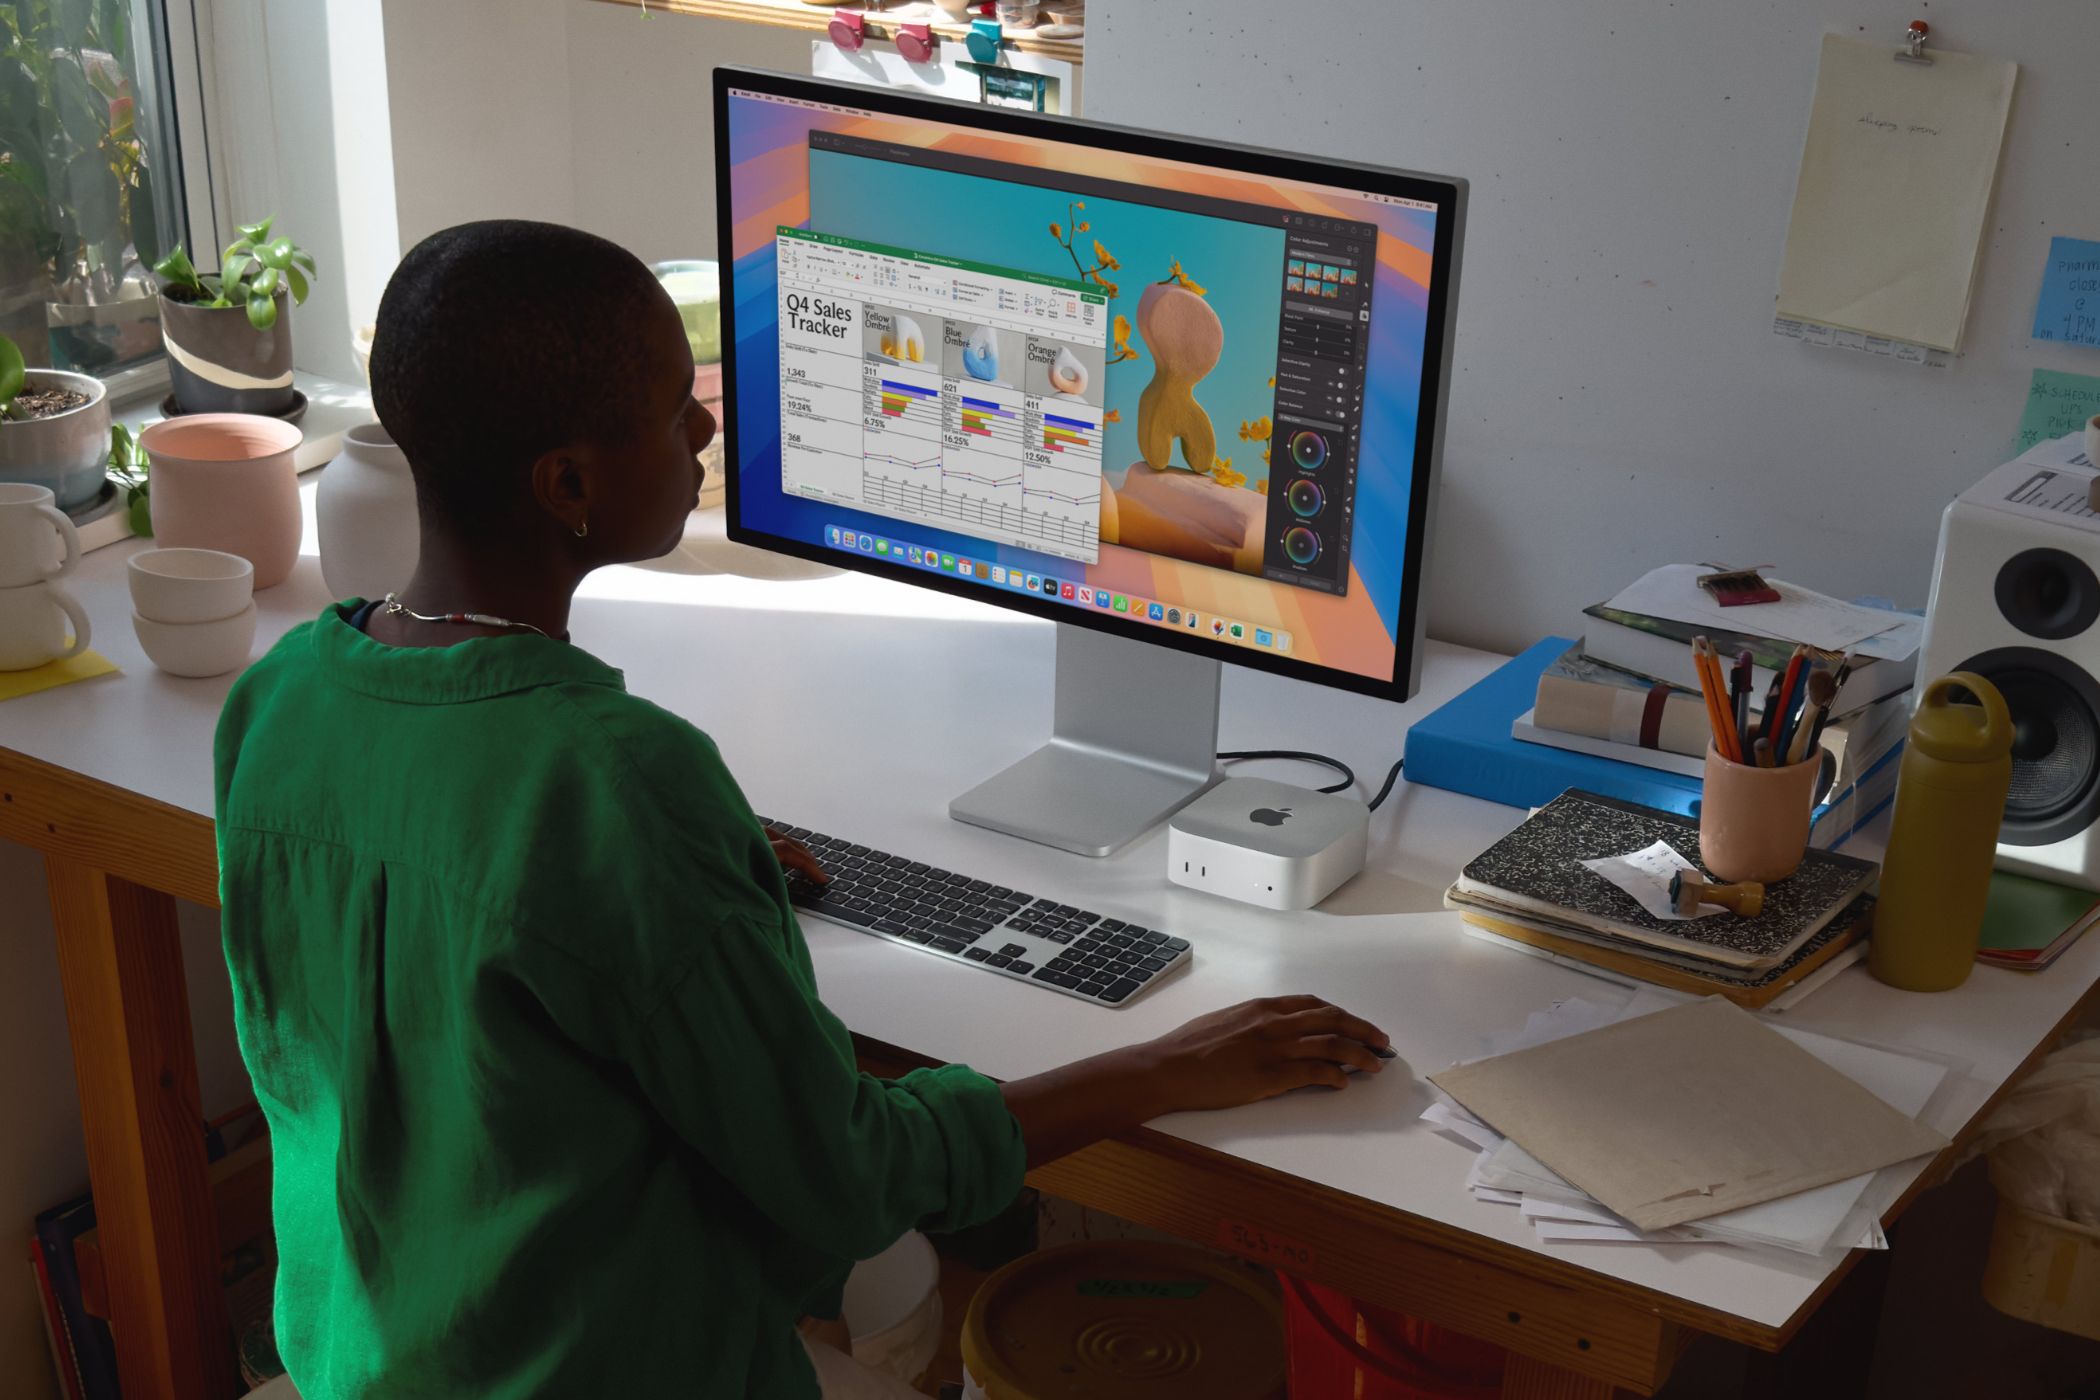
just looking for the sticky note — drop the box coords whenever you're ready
[2015,368,2100,457]
[2033,237,2100,349]
[0,649,119,703]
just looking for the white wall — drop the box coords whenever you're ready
[378,1,2100,654]
[1086,1,2100,653]
[380,0,577,248]
[0,841,256,1399]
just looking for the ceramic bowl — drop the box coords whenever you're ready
[128,547,254,624]
[132,600,257,678]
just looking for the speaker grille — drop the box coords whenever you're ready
[1952,647,2100,847]
[1994,547,2100,640]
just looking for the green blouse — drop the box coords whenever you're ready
[213,603,1025,1397]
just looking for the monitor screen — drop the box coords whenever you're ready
[715,70,1463,701]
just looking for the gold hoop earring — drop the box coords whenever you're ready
[574,517,589,539]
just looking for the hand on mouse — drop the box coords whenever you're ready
[1001,996,1392,1166]
[1139,996,1393,1111]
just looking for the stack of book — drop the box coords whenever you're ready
[1406,564,1917,846]
[1446,790,1881,1008]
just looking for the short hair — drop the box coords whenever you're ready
[371,220,674,532]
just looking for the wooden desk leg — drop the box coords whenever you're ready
[1503,1353,1637,1398]
[45,856,236,1400]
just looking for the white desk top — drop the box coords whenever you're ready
[8,489,2097,1337]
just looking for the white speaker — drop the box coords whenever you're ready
[1917,438,2100,890]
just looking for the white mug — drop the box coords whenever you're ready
[0,579,91,671]
[0,482,81,588]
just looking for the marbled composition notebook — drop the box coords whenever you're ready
[1451,790,1877,970]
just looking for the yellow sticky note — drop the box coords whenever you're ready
[0,649,121,703]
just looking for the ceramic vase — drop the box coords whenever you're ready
[0,370,112,510]
[318,422,420,601]
[158,290,295,416]
[138,414,304,589]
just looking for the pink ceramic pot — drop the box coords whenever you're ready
[1698,743,1820,884]
[138,414,304,589]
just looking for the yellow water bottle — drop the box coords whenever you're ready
[1870,673,2014,991]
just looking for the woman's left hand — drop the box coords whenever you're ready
[766,827,829,884]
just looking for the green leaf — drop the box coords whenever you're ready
[236,215,272,244]
[259,237,294,270]
[51,0,92,47]
[126,487,152,537]
[245,291,277,330]
[153,241,199,293]
[129,161,159,263]
[251,265,279,299]
[286,266,308,304]
[221,250,253,286]
[52,58,102,151]
[0,334,24,412]
[96,0,129,53]
[62,148,119,247]
[290,249,316,276]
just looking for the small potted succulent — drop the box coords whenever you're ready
[0,333,115,511]
[153,217,316,418]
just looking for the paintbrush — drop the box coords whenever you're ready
[1786,670,1838,766]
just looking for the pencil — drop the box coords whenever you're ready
[1692,638,1738,763]
[1772,645,1809,758]
[1731,651,1753,758]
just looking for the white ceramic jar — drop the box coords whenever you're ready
[317,422,420,602]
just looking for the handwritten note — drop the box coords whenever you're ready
[2034,237,2100,349]
[1776,35,2017,352]
[2015,368,2100,456]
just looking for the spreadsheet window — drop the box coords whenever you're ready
[775,227,1111,564]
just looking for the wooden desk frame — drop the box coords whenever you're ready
[8,743,2094,1399]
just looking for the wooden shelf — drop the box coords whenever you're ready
[589,0,1085,65]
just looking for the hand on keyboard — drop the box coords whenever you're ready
[764,825,830,886]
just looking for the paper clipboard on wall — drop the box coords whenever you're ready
[1775,30,2016,355]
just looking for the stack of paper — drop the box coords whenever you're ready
[1421,990,1958,1257]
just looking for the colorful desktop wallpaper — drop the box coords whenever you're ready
[725,90,1441,681]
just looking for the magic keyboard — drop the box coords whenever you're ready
[757,819,1193,1007]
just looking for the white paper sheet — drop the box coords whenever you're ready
[1580,841,1723,922]
[1775,34,2016,352]
[1605,564,1916,655]
[1427,992,1950,1255]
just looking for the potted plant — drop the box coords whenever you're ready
[0,333,114,511]
[0,3,170,373]
[153,217,316,418]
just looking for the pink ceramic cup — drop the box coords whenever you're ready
[1699,743,1820,884]
[138,414,304,589]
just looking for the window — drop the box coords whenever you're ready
[0,0,191,384]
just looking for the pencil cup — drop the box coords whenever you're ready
[1699,743,1818,884]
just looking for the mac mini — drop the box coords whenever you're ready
[1168,777,1370,911]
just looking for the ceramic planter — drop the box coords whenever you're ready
[0,370,113,511]
[138,414,304,589]
[317,422,420,600]
[158,290,295,417]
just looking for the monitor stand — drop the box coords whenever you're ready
[950,623,1222,858]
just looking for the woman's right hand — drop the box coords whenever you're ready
[1138,996,1391,1112]
[1001,996,1392,1167]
